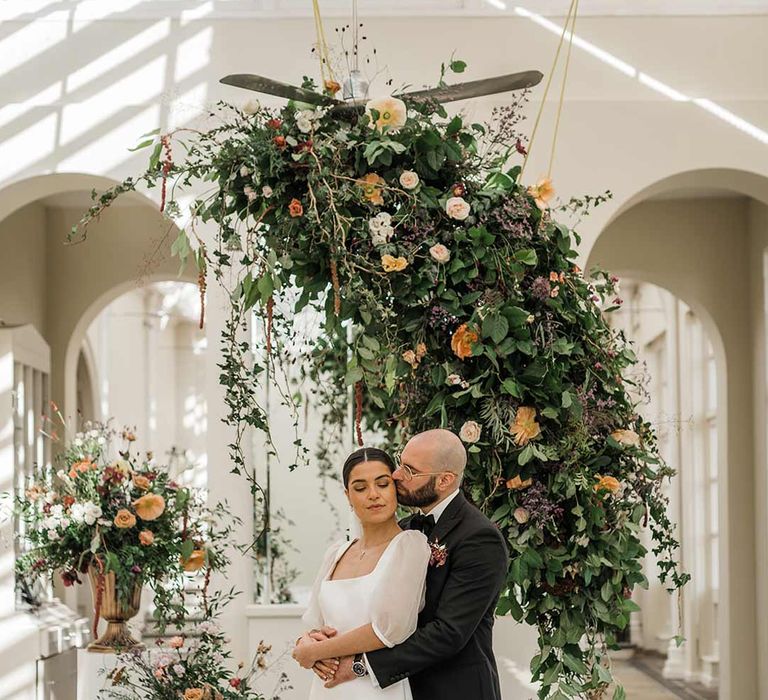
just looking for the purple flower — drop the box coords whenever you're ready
[131,565,142,574]
[519,482,563,527]
[530,276,551,302]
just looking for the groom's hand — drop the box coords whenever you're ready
[323,655,355,688]
[310,626,337,642]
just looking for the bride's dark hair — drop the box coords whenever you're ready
[342,447,397,488]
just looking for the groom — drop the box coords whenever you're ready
[313,428,509,699]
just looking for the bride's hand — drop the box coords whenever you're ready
[312,658,340,682]
[292,637,320,669]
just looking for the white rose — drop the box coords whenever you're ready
[47,529,60,541]
[368,212,392,233]
[296,117,313,134]
[445,196,471,220]
[239,165,251,178]
[243,185,258,202]
[429,243,451,264]
[70,503,86,523]
[242,99,261,115]
[84,503,102,526]
[446,374,463,386]
[459,420,482,444]
[56,469,68,480]
[262,185,273,198]
[371,226,394,247]
[399,170,420,190]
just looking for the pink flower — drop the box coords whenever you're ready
[168,636,184,649]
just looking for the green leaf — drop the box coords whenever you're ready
[345,366,364,386]
[90,531,100,554]
[561,391,572,409]
[128,138,155,152]
[502,378,522,398]
[562,651,589,676]
[450,59,467,73]
[613,685,627,700]
[257,273,274,300]
[518,444,534,465]
[515,248,538,266]
[181,539,195,561]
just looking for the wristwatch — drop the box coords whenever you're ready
[352,653,368,677]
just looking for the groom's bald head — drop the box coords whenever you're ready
[407,429,467,480]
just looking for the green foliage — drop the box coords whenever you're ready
[69,65,688,697]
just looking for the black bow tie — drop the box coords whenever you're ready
[409,513,436,536]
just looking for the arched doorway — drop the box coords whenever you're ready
[587,168,768,699]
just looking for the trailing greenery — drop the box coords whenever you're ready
[70,62,687,698]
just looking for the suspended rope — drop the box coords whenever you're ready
[519,0,579,181]
[548,0,578,177]
[311,0,337,86]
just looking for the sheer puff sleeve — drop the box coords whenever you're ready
[301,540,345,630]
[370,530,431,648]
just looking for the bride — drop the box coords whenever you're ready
[292,447,431,698]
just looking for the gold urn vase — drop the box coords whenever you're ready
[87,566,144,653]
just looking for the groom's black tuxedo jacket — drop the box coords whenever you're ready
[367,491,509,700]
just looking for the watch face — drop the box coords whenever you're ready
[352,661,367,677]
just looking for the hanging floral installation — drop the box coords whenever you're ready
[70,57,688,698]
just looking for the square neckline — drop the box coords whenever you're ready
[325,529,408,583]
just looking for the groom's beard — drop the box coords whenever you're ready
[397,476,439,509]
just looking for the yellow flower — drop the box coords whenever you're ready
[402,349,418,369]
[181,549,206,572]
[359,173,386,205]
[133,493,165,521]
[511,406,541,446]
[450,323,478,360]
[382,255,408,273]
[506,475,533,490]
[594,475,622,494]
[528,177,555,210]
[365,97,407,132]
[114,509,137,529]
[610,429,640,447]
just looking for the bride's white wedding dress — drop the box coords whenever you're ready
[303,530,430,699]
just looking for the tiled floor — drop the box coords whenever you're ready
[612,660,680,699]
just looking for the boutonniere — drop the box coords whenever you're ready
[429,539,448,567]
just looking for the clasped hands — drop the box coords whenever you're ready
[292,626,354,688]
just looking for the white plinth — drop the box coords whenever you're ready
[77,649,123,699]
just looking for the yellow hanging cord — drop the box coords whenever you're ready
[548,0,578,178]
[519,0,578,181]
[311,0,336,86]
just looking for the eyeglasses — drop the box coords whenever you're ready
[395,463,453,482]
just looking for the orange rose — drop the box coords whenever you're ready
[184,689,204,700]
[114,509,137,529]
[358,173,386,205]
[594,475,622,494]
[133,493,165,521]
[181,549,206,572]
[450,323,478,360]
[511,406,541,446]
[506,475,533,490]
[132,474,151,491]
[169,636,184,649]
[139,530,155,546]
[610,429,640,447]
[288,198,303,218]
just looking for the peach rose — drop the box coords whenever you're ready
[415,343,427,360]
[288,198,303,218]
[610,429,640,447]
[528,177,555,210]
[450,323,478,360]
[132,474,151,491]
[181,549,206,572]
[513,507,530,524]
[324,79,341,95]
[506,475,533,491]
[114,509,137,529]
[459,420,482,444]
[445,196,471,221]
[184,689,204,700]
[133,493,165,521]
[169,636,184,649]
[68,459,93,479]
[139,530,155,546]
[365,97,407,132]
[594,475,622,494]
[359,173,386,205]
[511,407,541,446]
[399,170,420,190]
[381,255,408,273]
[402,349,418,369]
[429,243,451,264]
